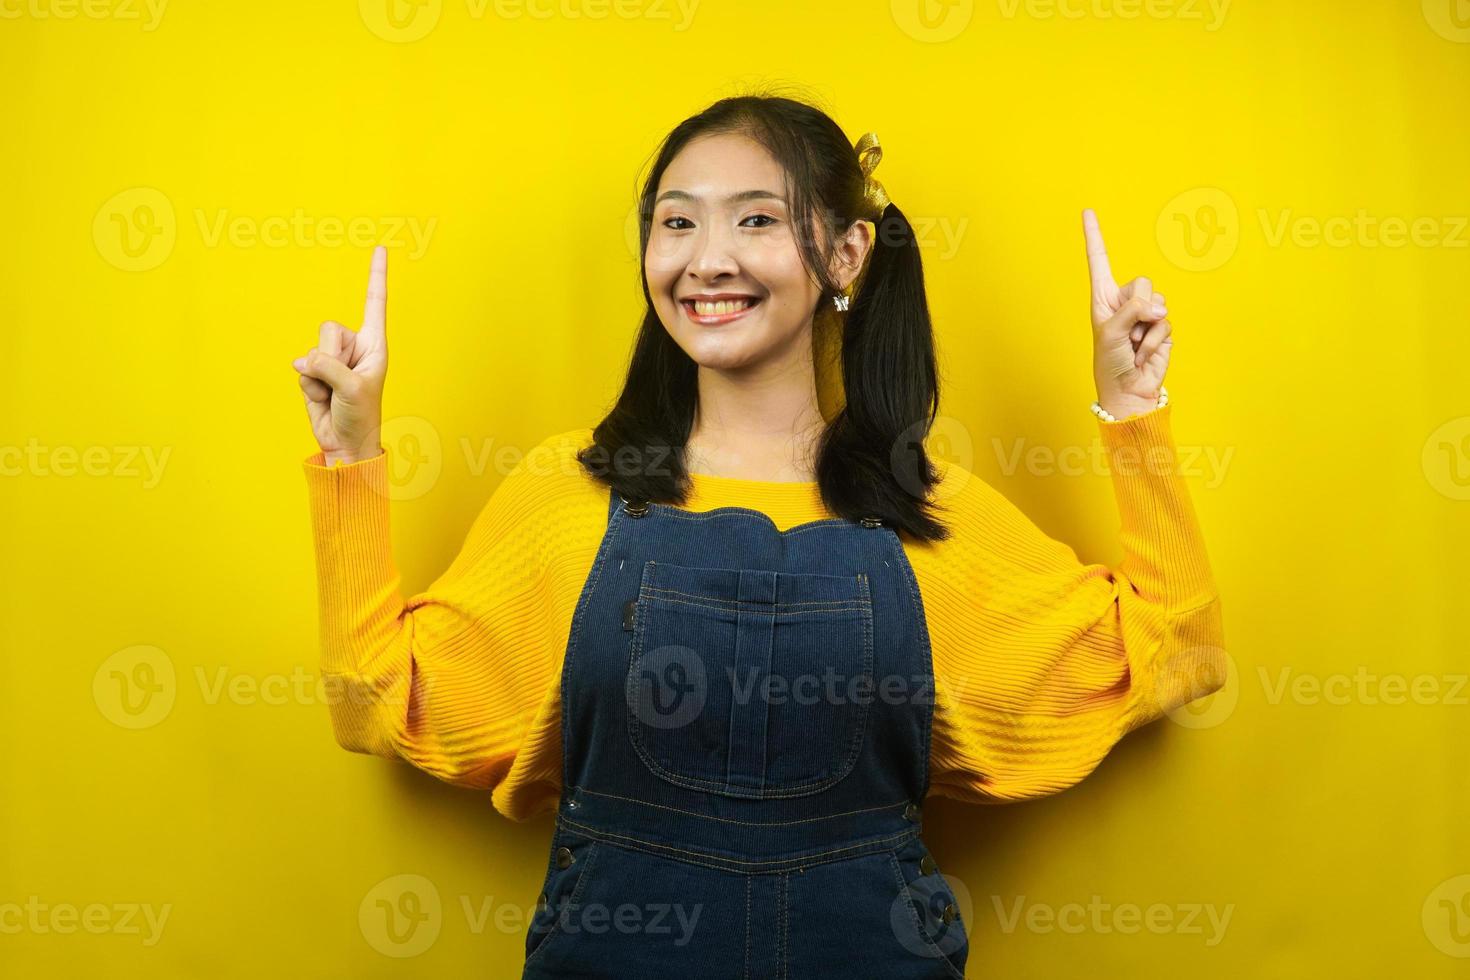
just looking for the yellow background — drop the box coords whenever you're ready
[3,0,1468,975]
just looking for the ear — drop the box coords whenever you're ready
[829,219,873,292]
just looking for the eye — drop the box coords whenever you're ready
[742,214,778,228]
[662,216,694,230]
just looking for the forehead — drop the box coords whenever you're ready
[657,132,787,199]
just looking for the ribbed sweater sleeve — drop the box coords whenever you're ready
[913,402,1228,804]
[301,430,603,819]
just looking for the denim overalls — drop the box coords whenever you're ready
[521,489,969,978]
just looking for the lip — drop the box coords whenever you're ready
[679,293,763,326]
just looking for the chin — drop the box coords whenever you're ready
[678,333,763,370]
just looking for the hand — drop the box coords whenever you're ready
[292,246,389,465]
[1082,209,1172,419]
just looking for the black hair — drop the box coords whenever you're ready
[576,88,951,542]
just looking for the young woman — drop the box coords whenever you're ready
[292,95,1227,978]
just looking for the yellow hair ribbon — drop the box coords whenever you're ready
[854,131,890,220]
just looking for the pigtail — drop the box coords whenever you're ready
[817,201,951,541]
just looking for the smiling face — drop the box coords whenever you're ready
[645,131,850,373]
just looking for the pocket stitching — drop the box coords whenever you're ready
[885,850,967,980]
[644,586,871,614]
[524,838,603,968]
[626,566,875,798]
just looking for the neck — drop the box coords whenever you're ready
[686,354,825,483]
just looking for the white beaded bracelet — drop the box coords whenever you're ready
[1091,385,1168,422]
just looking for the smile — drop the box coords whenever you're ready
[681,295,762,325]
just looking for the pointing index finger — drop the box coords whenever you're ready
[361,245,387,340]
[1081,208,1114,292]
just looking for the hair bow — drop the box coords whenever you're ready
[854,131,890,221]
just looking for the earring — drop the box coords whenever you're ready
[833,292,850,312]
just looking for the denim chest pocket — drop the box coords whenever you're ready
[625,560,875,798]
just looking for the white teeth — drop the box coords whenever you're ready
[691,298,754,316]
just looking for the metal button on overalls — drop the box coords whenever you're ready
[521,489,967,978]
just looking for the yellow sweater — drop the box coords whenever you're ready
[302,403,1226,822]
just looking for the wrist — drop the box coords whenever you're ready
[1096,394,1159,421]
[325,446,383,467]
[1092,384,1168,423]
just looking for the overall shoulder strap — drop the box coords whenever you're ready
[604,484,622,525]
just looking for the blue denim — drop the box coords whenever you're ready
[521,490,969,978]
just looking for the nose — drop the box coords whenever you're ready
[686,220,740,282]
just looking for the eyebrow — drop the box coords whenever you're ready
[654,189,787,206]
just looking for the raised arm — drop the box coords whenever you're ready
[919,211,1225,804]
[289,249,577,818]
